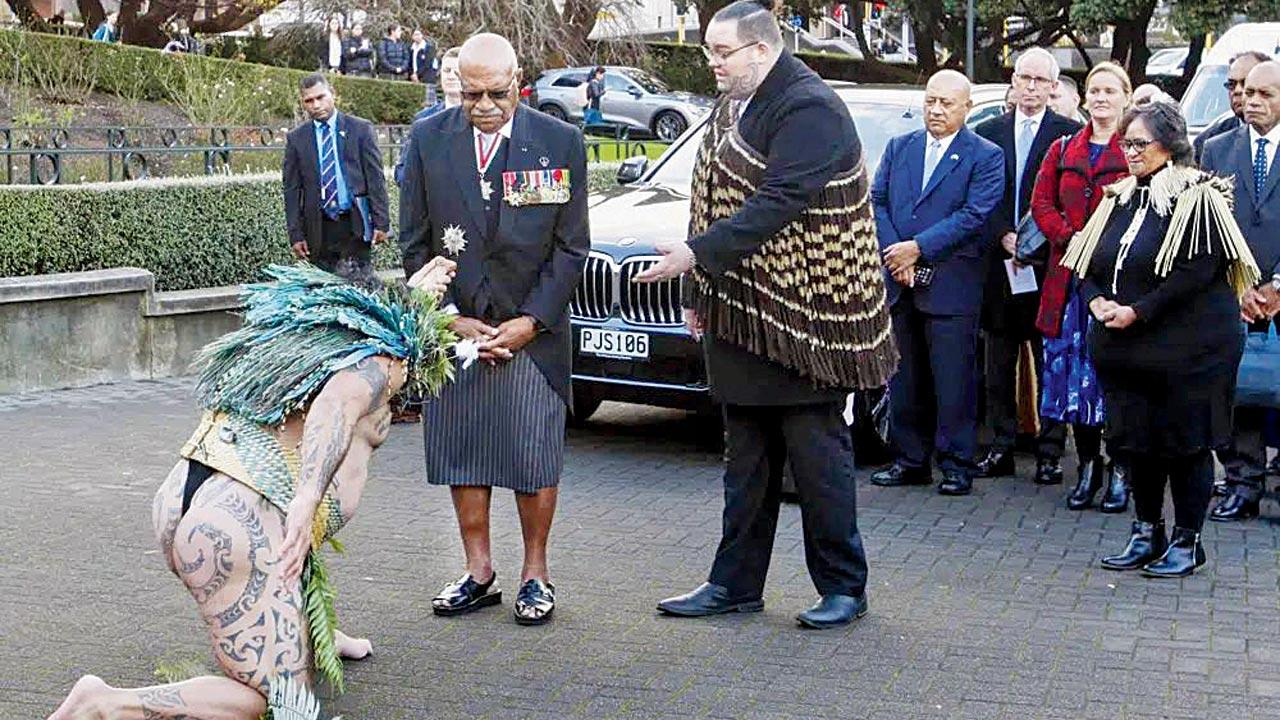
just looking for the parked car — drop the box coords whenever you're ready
[1147,47,1190,77]
[1181,23,1280,141]
[571,82,1009,424]
[529,66,715,141]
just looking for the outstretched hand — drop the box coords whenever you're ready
[633,240,695,283]
[278,494,318,584]
[408,256,457,298]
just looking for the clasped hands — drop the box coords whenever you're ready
[1241,285,1280,323]
[883,240,922,287]
[1089,296,1138,330]
[450,315,538,365]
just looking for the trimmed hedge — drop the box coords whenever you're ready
[0,29,425,124]
[0,165,623,291]
[646,41,924,96]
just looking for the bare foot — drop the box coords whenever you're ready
[48,675,111,720]
[334,629,372,660]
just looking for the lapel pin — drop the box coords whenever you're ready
[539,156,550,168]
[950,154,959,161]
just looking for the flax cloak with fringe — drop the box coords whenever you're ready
[686,101,898,390]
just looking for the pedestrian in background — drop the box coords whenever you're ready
[584,66,606,126]
[1193,51,1270,162]
[91,12,119,43]
[377,24,410,81]
[321,15,345,74]
[343,23,375,78]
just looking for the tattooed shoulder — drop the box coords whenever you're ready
[351,357,389,413]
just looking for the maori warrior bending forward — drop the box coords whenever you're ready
[49,257,460,720]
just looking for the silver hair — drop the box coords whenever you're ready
[1015,47,1061,81]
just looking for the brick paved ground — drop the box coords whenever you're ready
[4,379,1280,719]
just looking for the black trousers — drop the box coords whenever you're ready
[1131,450,1215,532]
[984,330,1075,457]
[312,212,372,275]
[708,402,869,599]
[1220,316,1280,499]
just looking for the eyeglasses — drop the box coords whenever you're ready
[1014,72,1055,88]
[1120,138,1155,153]
[461,80,515,102]
[1224,79,1246,90]
[700,42,756,62]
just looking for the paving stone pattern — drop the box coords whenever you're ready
[4,379,1280,719]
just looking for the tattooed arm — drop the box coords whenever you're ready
[278,356,391,582]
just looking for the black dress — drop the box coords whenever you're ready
[1081,176,1244,458]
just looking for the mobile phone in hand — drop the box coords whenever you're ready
[913,264,934,287]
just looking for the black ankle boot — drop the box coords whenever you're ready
[1100,520,1167,571]
[1067,458,1105,510]
[1099,462,1130,514]
[1142,527,1207,578]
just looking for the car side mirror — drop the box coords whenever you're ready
[617,155,648,184]
[629,89,643,99]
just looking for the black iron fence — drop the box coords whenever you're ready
[0,124,661,186]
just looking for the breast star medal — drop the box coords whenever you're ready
[442,224,467,256]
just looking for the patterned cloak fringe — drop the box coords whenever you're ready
[687,100,898,390]
[1061,166,1261,295]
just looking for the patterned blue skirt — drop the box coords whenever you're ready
[1040,284,1105,426]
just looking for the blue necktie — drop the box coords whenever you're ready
[1254,138,1270,197]
[1014,118,1035,219]
[318,122,340,219]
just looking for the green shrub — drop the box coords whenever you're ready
[0,29,424,124]
[645,41,924,94]
[0,165,622,290]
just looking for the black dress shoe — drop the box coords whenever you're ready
[432,572,502,616]
[1033,458,1064,485]
[657,582,763,617]
[1066,457,1105,510]
[937,470,972,496]
[1210,492,1260,522]
[1098,462,1130,514]
[1269,456,1280,477]
[870,463,932,487]
[1142,527,1207,578]
[1213,479,1230,497]
[513,578,555,625]
[975,449,1016,478]
[1100,520,1167,571]
[796,594,868,629]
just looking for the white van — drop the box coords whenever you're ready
[1180,22,1280,135]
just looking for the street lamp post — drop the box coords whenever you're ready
[966,0,975,80]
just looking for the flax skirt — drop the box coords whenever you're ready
[421,352,566,492]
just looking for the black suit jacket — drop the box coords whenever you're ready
[398,105,589,404]
[687,52,856,406]
[1202,125,1280,283]
[974,109,1080,335]
[1194,114,1241,163]
[282,112,389,251]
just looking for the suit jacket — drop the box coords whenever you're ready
[1194,114,1242,163]
[1202,125,1280,283]
[398,105,589,404]
[974,110,1081,335]
[687,51,858,406]
[410,43,437,83]
[871,126,1004,317]
[282,112,389,250]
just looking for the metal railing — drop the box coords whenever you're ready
[0,123,655,185]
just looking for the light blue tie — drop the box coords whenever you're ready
[1254,138,1270,198]
[922,138,942,192]
[317,121,340,219]
[1014,118,1035,219]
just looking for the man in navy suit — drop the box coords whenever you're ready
[399,33,589,625]
[282,73,389,278]
[870,70,1004,496]
[1202,60,1280,522]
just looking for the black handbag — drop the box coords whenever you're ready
[1014,211,1049,268]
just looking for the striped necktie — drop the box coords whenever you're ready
[1254,138,1270,197]
[318,121,340,219]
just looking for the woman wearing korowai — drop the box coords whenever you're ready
[48,257,462,720]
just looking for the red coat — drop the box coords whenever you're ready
[1030,124,1129,337]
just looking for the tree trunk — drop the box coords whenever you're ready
[1109,0,1156,83]
[4,0,48,28]
[1182,32,1205,84]
[76,0,104,32]
[850,0,878,63]
[909,2,937,74]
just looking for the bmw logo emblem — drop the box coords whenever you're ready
[618,237,637,247]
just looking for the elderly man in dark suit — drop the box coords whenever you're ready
[870,70,1005,496]
[1203,60,1280,522]
[634,0,897,630]
[398,33,588,624]
[973,48,1080,485]
[282,73,388,277]
[1194,51,1271,163]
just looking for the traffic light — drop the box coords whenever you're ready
[674,0,689,16]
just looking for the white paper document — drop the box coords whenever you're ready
[1005,259,1038,295]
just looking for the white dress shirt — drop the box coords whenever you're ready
[1249,123,1280,175]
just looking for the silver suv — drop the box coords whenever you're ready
[530,66,714,141]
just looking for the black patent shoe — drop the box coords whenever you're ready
[1098,462,1130,514]
[432,572,501,616]
[1210,492,1261,522]
[657,582,764,617]
[1034,458,1064,485]
[869,463,932,487]
[1100,520,1167,571]
[937,470,973,496]
[975,449,1016,478]
[796,594,868,629]
[1067,457,1105,510]
[1142,527,1207,578]
[514,578,556,625]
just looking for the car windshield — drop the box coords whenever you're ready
[645,101,928,192]
[626,69,671,95]
[1181,64,1229,128]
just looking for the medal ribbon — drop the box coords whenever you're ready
[476,133,501,175]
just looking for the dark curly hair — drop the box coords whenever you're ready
[1119,101,1194,167]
